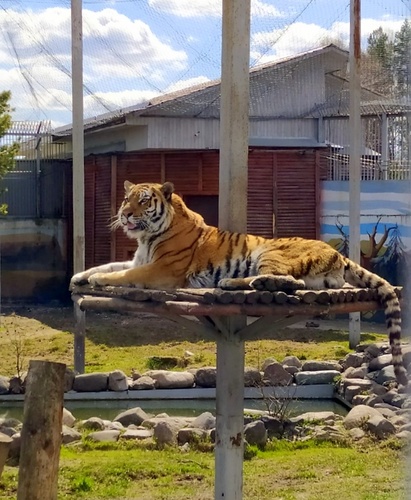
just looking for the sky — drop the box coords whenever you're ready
[0,0,410,128]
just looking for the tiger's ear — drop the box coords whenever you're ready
[161,182,174,202]
[124,180,134,196]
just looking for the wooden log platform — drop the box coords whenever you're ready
[71,284,401,318]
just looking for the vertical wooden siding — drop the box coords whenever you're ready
[84,149,321,267]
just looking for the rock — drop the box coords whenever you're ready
[262,358,277,371]
[348,427,365,440]
[121,428,154,440]
[143,416,193,430]
[8,376,25,395]
[301,360,342,372]
[341,378,373,392]
[311,425,347,443]
[390,415,408,427]
[113,407,150,426]
[244,367,262,387]
[364,394,384,407]
[195,367,217,388]
[351,394,369,406]
[368,354,392,371]
[108,370,128,391]
[0,432,13,477]
[364,343,383,358]
[131,369,142,380]
[396,430,411,440]
[244,420,267,446]
[261,416,284,439]
[375,365,396,385]
[8,433,21,463]
[87,430,120,442]
[61,425,82,444]
[64,368,75,392]
[343,405,382,430]
[401,345,411,367]
[370,383,388,396]
[365,415,396,438]
[177,428,207,445]
[284,366,299,376]
[263,362,293,386]
[129,376,157,390]
[375,407,396,419]
[290,411,337,424]
[344,385,364,403]
[191,412,216,431]
[382,390,408,408]
[0,376,9,395]
[342,366,368,379]
[154,421,179,445]
[105,421,124,431]
[282,356,302,369]
[73,373,108,392]
[82,417,106,431]
[342,353,366,369]
[144,370,194,389]
[295,370,340,385]
[0,427,17,437]
[62,408,76,428]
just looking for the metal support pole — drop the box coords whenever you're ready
[216,0,250,498]
[348,0,361,348]
[381,113,388,180]
[71,0,86,369]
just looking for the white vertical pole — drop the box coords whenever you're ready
[216,0,250,499]
[349,0,362,348]
[71,0,86,373]
[381,113,388,180]
[71,0,85,274]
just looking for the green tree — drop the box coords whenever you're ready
[363,27,394,94]
[0,90,19,215]
[393,19,411,98]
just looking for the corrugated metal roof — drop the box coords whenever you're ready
[53,44,349,138]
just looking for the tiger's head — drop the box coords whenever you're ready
[114,181,175,238]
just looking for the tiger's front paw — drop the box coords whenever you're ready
[88,273,111,287]
[70,271,90,290]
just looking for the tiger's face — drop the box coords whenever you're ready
[114,181,175,238]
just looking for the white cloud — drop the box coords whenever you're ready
[0,6,190,124]
[149,0,283,18]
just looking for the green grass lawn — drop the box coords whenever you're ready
[0,439,407,499]
[0,306,389,376]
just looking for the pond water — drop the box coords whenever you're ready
[0,398,348,422]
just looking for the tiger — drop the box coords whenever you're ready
[70,180,408,386]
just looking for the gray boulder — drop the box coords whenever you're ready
[244,420,267,446]
[244,367,262,387]
[343,405,382,430]
[87,430,120,442]
[154,421,179,445]
[73,373,108,392]
[195,367,217,388]
[144,370,194,389]
[365,414,396,438]
[301,360,342,372]
[108,370,128,391]
[114,407,150,426]
[82,417,105,431]
[295,370,340,385]
[282,356,302,369]
[375,366,396,385]
[62,425,82,444]
[0,376,9,395]
[191,412,216,431]
[263,362,293,386]
[368,354,392,371]
[129,376,157,390]
[177,428,207,445]
[121,428,154,440]
[62,408,76,428]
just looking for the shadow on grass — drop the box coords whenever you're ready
[1,304,384,349]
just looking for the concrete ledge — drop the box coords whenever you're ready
[0,384,335,403]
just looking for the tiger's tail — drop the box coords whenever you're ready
[343,258,407,386]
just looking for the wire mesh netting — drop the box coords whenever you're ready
[0,0,410,180]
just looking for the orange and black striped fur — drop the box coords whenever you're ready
[71,181,407,385]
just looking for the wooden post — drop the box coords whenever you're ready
[17,360,66,500]
[348,0,362,348]
[71,0,87,368]
[216,0,250,498]
[74,302,86,373]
